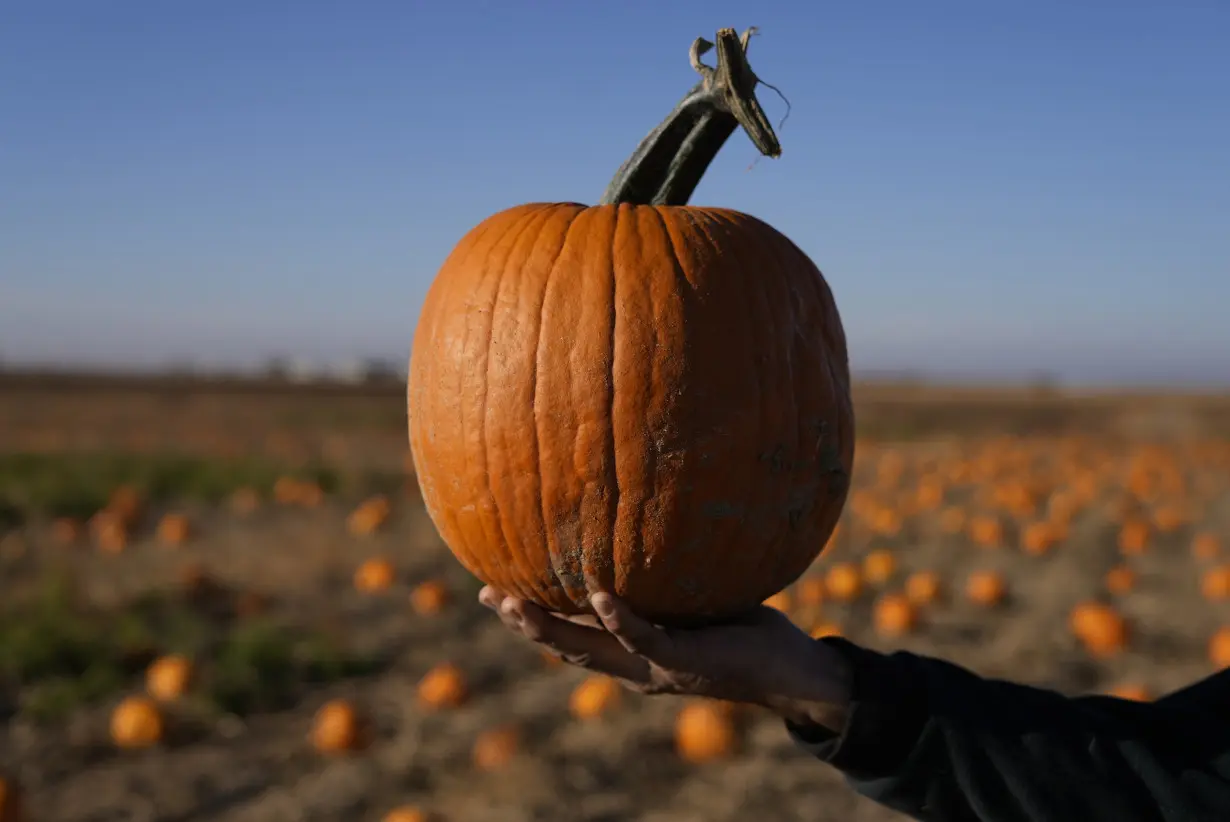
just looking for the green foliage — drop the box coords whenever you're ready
[0,572,382,724]
[0,452,340,524]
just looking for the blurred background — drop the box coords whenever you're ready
[1,2,1228,821]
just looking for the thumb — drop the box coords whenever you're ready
[591,594,676,664]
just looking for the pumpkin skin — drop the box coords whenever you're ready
[408,201,852,624]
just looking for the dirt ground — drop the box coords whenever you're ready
[1,373,1229,821]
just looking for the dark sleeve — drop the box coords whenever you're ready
[787,637,1230,822]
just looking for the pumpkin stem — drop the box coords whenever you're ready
[598,27,782,207]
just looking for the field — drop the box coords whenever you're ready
[2,372,1230,821]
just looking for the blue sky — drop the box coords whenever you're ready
[3,1,1227,384]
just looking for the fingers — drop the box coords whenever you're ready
[590,593,676,664]
[478,588,649,682]
[517,600,651,682]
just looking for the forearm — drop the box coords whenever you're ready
[786,639,1230,822]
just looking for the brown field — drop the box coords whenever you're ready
[1,371,1229,821]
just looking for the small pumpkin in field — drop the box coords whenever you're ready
[406,29,853,626]
[862,549,896,585]
[145,654,193,702]
[1070,602,1128,657]
[569,675,622,720]
[311,699,366,753]
[410,580,450,615]
[91,512,129,554]
[416,663,469,710]
[872,593,916,637]
[156,513,191,546]
[824,562,863,602]
[1201,566,1230,601]
[965,570,1006,607]
[354,557,396,593]
[1107,683,1151,702]
[1208,627,1230,669]
[904,570,942,605]
[110,695,164,749]
[674,700,737,763]
[347,495,391,536]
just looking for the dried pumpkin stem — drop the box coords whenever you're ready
[599,27,782,207]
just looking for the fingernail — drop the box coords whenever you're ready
[591,594,614,617]
[500,599,524,625]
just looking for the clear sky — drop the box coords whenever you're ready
[3,1,1227,385]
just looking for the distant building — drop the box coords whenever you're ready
[338,357,402,384]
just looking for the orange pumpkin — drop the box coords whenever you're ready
[674,700,738,763]
[406,29,852,625]
[1070,602,1128,657]
[145,654,193,702]
[311,699,367,753]
[110,695,164,749]
[569,675,622,720]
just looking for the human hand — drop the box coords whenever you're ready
[478,587,853,732]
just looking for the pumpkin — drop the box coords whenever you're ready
[1200,566,1230,601]
[354,557,396,593]
[674,700,737,763]
[156,513,191,546]
[410,580,451,615]
[145,654,193,702]
[862,549,896,585]
[1069,602,1128,657]
[311,699,366,753]
[824,562,863,602]
[110,695,164,749]
[416,663,469,710]
[1208,627,1230,669]
[348,495,391,536]
[872,593,916,637]
[92,512,128,554]
[1107,683,1151,702]
[904,570,942,606]
[569,675,622,720]
[965,570,1006,607]
[406,29,852,625]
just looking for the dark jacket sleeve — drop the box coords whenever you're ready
[787,637,1230,822]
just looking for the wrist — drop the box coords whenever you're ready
[756,637,853,733]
